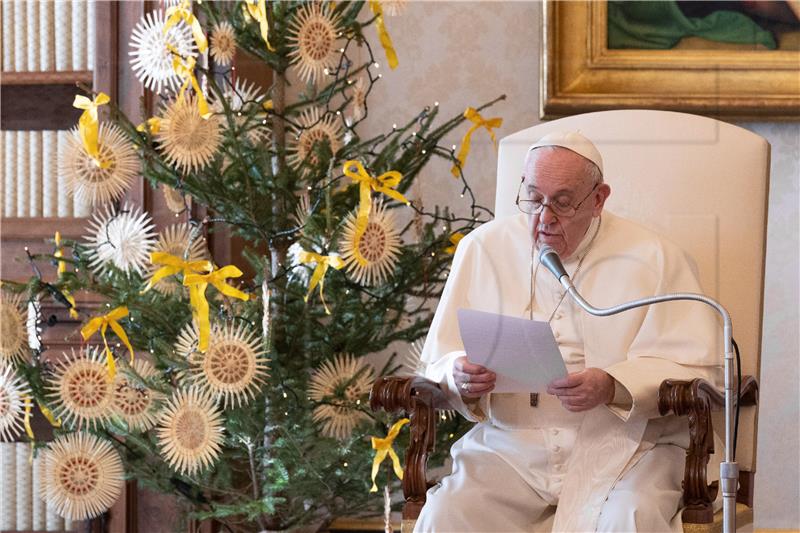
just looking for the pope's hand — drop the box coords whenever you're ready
[546,368,615,412]
[454,356,496,399]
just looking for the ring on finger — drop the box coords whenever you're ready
[461,381,470,392]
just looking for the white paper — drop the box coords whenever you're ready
[457,308,567,393]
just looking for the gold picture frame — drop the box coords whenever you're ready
[541,1,800,121]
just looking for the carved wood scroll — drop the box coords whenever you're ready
[658,376,759,523]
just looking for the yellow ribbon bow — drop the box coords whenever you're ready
[370,418,410,492]
[444,232,465,255]
[173,55,212,119]
[298,251,345,315]
[54,232,79,319]
[80,306,135,380]
[164,0,207,53]
[73,92,111,167]
[450,107,503,178]
[136,117,162,134]
[343,160,409,244]
[143,251,212,293]
[369,1,398,69]
[244,0,276,52]
[183,265,250,352]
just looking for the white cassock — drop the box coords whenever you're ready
[415,211,723,533]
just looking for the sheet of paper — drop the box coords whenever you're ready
[457,308,567,393]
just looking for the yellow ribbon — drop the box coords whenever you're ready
[73,92,111,168]
[298,251,345,315]
[136,117,162,134]
[54,232,79,319]
[80,306,134,380]
[173,55,212,119]
[143,251,212,293]
[370,418,410,492]
[244,0,276,52]
[450,107,503,178]
[183,265,250,352]
[23,396,35,440]
[369,1,398,69]
[38,402,61,428]
[444,232,465,255]
[343,160,408,244]
[164,0,207,53]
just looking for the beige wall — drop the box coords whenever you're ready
[359,2,800,528]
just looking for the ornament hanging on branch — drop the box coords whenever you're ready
[0,364,31,442]
[156,94,223,173]
[162,183,187,214]
[129,10,197,94]
[0,291,29,365]
[84,202,157,276]
[210,77,271,146]
[40,432,124,521]
[26,296,42,353]
[308,354,375,441]
[210,21,237,67]
[288,107,343,175]
[287,2,344,83]
[61,122,139,207]
[340,200,402,286]
[46,346,115,430]
[156,386,225,476]
[175,322,269,409]
[111,358,164,433]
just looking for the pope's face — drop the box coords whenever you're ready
[522,147,610,258]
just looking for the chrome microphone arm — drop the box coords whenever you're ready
[553,271,738,533]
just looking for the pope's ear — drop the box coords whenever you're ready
[593,183,611,216]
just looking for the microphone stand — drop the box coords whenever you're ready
[540,247,738,533]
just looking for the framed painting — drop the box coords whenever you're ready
[541,1,800,121]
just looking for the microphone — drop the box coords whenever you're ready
[538,245,572,290]
[536,241,739,533]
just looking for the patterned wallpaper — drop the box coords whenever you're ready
[358,1,800,528]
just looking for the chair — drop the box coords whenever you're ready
[370,110,769,532]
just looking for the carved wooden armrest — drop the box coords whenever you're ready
[658,375,759,524]
[370,376,447,522]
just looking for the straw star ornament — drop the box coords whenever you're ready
[287,2,344,83]
[112,359,165,432]
[129,9,197,93]
[339,200,402,286]
[308,354,375,441]
[0,364,31,442]
[61,123,139,207]
[156,386,225,476]
[0,291,29,365]
[84,202,157,276]
[46,346,115,430]
[176,322,269,409]
[41,432,124,521]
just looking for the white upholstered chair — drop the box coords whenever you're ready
[372,110,769,532]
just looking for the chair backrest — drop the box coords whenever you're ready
[495,110,769,474]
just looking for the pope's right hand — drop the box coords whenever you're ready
[454,356,496,399]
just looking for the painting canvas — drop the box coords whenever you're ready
[541,0,800,120]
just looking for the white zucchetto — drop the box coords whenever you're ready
[527,131,604,175]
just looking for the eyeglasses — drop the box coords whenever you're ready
[515,181,599,217]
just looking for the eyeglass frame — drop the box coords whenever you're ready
[515,178,600,218]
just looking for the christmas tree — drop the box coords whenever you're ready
[0,1,502,530]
